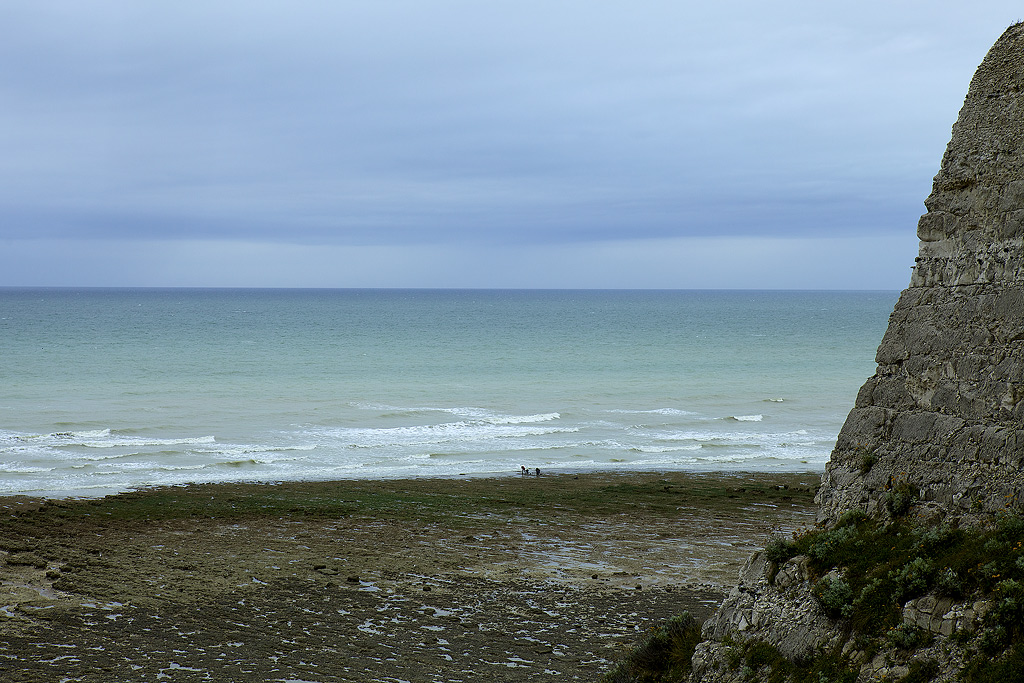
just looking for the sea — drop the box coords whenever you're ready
[0,288,899,498]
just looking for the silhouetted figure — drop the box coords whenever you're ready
[535,467,541,477]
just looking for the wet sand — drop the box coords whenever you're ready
[0,471,818,682]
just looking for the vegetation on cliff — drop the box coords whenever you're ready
[760,509,1024,682]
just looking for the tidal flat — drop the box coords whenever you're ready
[0,471,817,682]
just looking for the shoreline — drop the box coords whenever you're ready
[0,465,826,501]
[0,471,819,681]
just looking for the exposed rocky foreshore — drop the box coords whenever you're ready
[0,472,817,682]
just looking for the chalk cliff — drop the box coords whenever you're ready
[688,23,1024,683]
[819,22,1024,526]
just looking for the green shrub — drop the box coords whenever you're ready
[983,537,1007,555]
[935,566,963,598]
[960,641,1024,683]
[744,640,780,671]
[814,576,854,618]
[766,536,799,564]
[997,515,1024,538]
[836,509,868,528]
[886,483,918,518]
[914,522,961,552]
[979,625,1009,656]
[988,579,1024,641]
[846,577,901,636]
[887,623,933,650]
[890,556,935,602]
[728,638,858,683]
[807,524,860,565]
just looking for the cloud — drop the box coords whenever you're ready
[0,1,1018,285]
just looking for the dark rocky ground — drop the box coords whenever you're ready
[0,472,818,682]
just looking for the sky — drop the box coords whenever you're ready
[0,2,1020,289]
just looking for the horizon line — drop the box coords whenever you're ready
[0,285,903,293]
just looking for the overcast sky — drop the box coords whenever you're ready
[0,2,1020,289]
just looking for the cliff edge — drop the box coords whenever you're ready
[819,21,1024,526]
[687,23,1024,683]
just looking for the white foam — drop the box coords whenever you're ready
[0,466,54,474]
[647,429,762,444]
[78,435,218,449]
[629,444,703,454]
[350,403,560,426]
[192,444,315,457]
[49,429,112,439]
[308,422,577,448]
[31,432,218,450]
[606,408,695,416]
[0,410,830,496]
[480,412,561,425]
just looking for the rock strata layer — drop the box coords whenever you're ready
[690,22,1024,683]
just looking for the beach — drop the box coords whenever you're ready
[0,471,817,682]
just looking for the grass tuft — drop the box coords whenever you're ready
[602,613,701,683]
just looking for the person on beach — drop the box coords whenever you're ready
[521,465,527,476]
[535,468,541,477]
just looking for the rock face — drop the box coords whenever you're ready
[690,551,841,681]
[818,22,1024,525]
[689,23,1024,682]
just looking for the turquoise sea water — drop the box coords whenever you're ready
[0,289,898,497]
